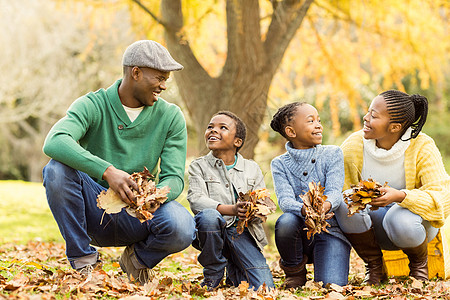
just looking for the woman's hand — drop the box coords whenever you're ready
[102,165,138,205]
[370,186,406,207]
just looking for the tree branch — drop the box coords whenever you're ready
[131,0,170,29]
[264,0,314,73]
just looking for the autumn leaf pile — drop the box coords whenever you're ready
[97,167,170,222]
[1,241,449,299]
[236,188,277,234]
[344,178,388,216]
[301,182,334,239]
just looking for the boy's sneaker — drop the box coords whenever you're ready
[76,260,102,276]
[119,245,154,285]
[201,277,223,291]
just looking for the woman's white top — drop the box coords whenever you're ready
[361,128,412,190]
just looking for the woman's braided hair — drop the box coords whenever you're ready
[213,111,247,152]
[270,102,306,139]
[380,90,428,140]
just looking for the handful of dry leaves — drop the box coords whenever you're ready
[301,182,333,239]
[343,178,388,216]
[236,188,277,234]
[96,167,170,222]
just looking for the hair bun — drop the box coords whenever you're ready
[410,94,427,104]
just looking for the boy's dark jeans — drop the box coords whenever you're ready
[194,209,274,289]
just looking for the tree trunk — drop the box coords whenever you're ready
[158,0,314,158]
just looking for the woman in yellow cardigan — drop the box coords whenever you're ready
[335,90,450,285]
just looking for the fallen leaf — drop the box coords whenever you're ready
[236,188,277,234]
[301,182,331,239]
[343,178,388,216]
[97,167,170,222]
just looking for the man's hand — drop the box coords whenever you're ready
[370,186,406,207]
[102,165,138,205]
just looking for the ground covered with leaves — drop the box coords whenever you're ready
[1,241,449,299]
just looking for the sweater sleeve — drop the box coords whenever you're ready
[323,146,345,212]
[157,107,187,202]
[399,137,450,228]
[187,159,221,214]
[340,131,364,190]
[42,96,112,180]
[271,157,303,217]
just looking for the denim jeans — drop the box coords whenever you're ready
[42,159,196,269]
[334,202,439,250]
[193,209,274,289]
[275,213,350,286]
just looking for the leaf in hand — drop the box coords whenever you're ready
[301,181,332,239]
[235,188,277,234]
[96,188,127,214]
[97,167,170,222]
[343,178,388,216]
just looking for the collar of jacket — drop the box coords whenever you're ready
[205,151,245,172]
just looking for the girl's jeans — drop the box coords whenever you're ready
[43,159,196,269]
[275,213,351,286]
[193,209,275,289]
[334,203,439,250]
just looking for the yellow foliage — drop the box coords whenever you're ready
[70,0,449,134]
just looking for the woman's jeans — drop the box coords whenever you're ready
[193,209,275,289]
[334,203,439,250]
[42,159,196,269]
[275,213,350,286]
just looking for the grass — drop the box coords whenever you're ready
[0,181,62,243]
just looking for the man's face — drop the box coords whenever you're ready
[133,67,170,107]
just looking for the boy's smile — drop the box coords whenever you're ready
[204,114,242,163]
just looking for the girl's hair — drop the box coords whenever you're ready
[213,111,247,152]
[379,90,428,140]
[270,102,306,139]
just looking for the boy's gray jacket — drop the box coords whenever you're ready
[187,151,269,250]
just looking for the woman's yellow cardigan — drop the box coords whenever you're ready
[341,130,450,228]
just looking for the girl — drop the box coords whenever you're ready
[270,102,351,288]
[336,90,450,284]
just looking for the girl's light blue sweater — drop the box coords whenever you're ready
[271,142,349,244]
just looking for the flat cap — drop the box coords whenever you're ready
[122,40,183,72]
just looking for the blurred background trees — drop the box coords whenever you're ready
[1,0,448,181]
[0,0,135,181]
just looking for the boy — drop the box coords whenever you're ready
[187,111,275,291]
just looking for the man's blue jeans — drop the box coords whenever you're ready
[275,213,350,286]
[42,159,196,270]
[193,209,275,289]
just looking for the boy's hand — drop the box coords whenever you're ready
[235,202,249,218]
[102,165,138,205]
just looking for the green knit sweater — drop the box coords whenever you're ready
[43,79,187,202]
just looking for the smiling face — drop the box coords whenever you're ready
[363,95,402,149]
[130,67,170,107]
[204,114,242,154]
[285,104,323,149]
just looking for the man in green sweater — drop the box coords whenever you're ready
[42,40,196,284]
